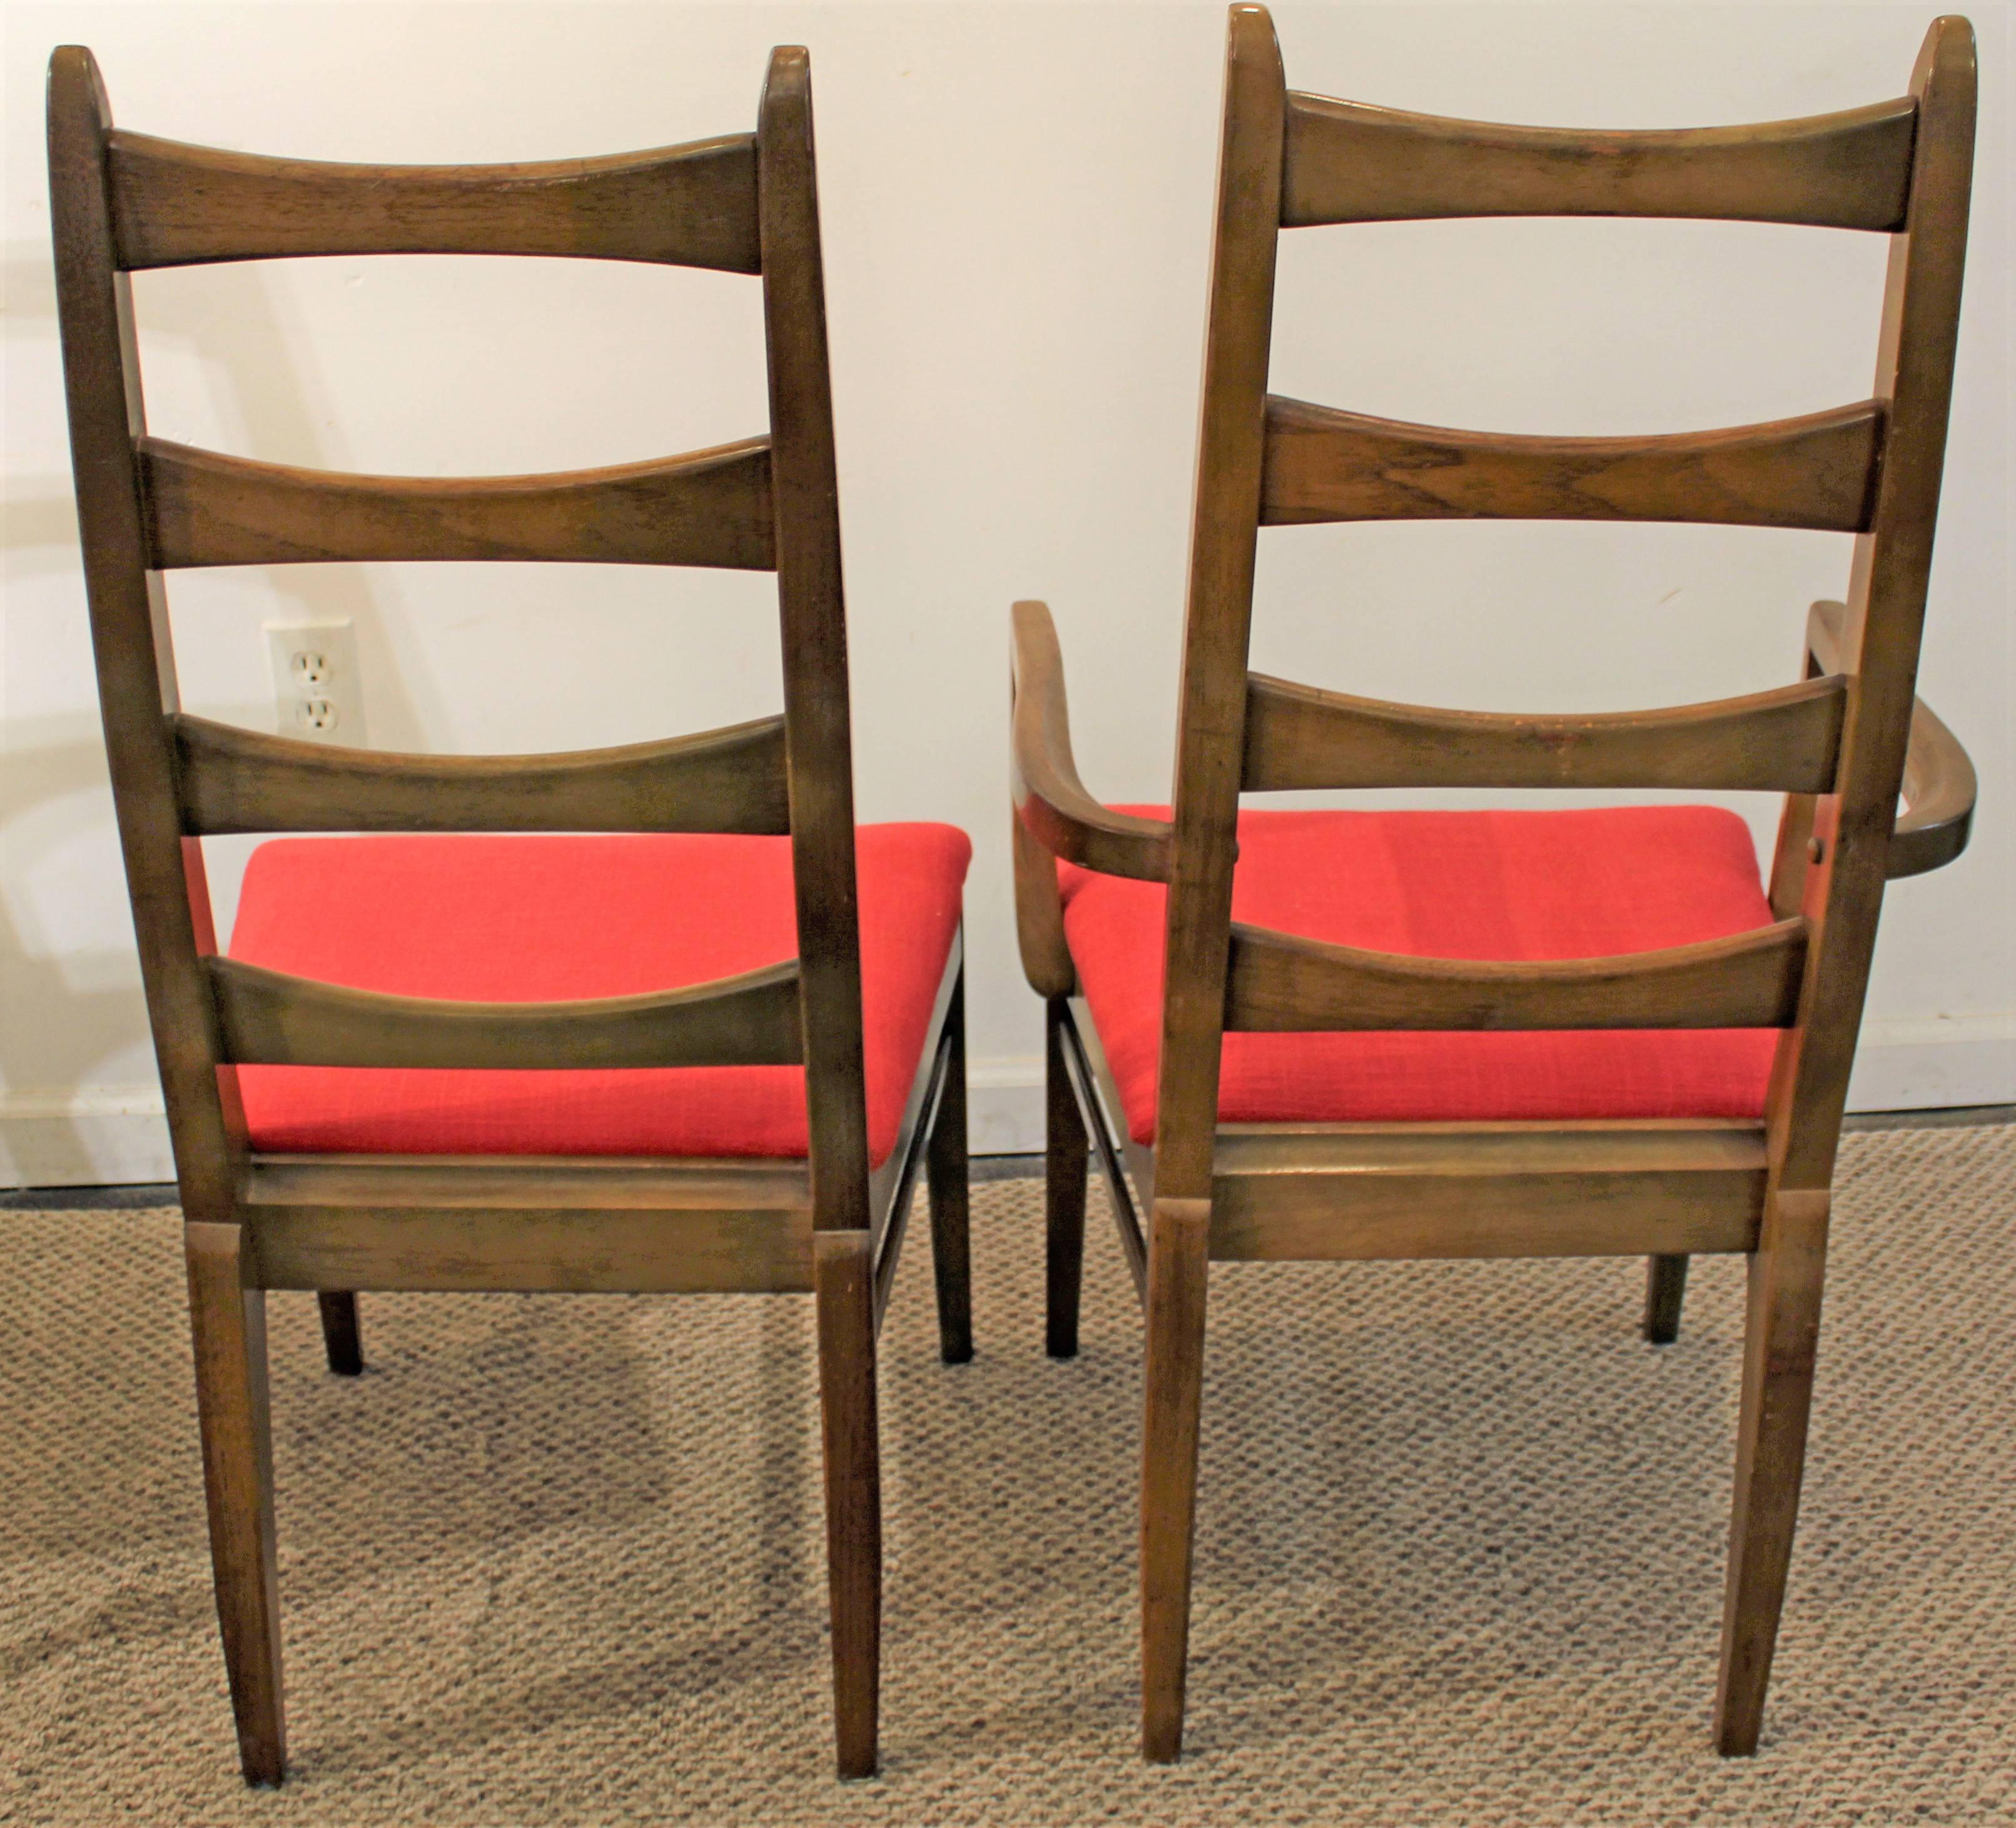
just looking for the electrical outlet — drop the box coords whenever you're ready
[266,620,366,746]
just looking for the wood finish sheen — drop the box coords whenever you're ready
[1222,917,1808,1033]
[141,437,776,572]
[1010,6,1979,1768]
[1011,600,1173,881]
[1260,396,1882,530]
[53,42,966,1785]
[1242,670,1846,794]
[108,128,762,271]
[1282,91,1917,230]
[174,713,790,836]
[206,954,804,1070]
[1806,600,1975,876]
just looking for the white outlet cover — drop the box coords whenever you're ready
[265,619,366,746]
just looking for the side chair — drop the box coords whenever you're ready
[1011,4,1977,1762]
[49,43,971,1784]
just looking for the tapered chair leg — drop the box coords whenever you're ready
[924,970,973,1364]
[1141,1197,1210,1764]
[814,1230,881,1779]
[185,1222,286,1787]
[1715,1189,1830,1756]
[1643,1253,1689,1345]
[1045,999,1089,1358]
[317,1291,363,1375]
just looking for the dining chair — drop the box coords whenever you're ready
[49,42,971,1784]
[1011,3,1977,1762]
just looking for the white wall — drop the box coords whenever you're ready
[3,1,2010,1183]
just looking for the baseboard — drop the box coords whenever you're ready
[0,1090,179,1191]
[6,1017,2011,1189]
[1844,1014,2016,1114]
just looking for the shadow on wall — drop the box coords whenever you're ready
[3,239,432,1178]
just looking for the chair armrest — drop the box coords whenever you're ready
[1010,600,1172,881]
[1806,600,1977,878]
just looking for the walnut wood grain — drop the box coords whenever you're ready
[1207,1121,1766,1261]
[54,38,940,1792]
[1721,20,1976,1757]
[184,1223,285,1784]
[1028,5,1977,1771]
[1260,396,1882,530]
[246,1202,816,1295]
[107,129,761,271]
[1011,600,1173,882]
[761,48,874,1263]
[206,955,803,1070]
[1242,670,1846,794]
[1805,600,1975,877]
[1151,4,1285,1217]
[1282,91,1917,231]
[48,47,251,1230]
[174,712,789,835]
[142,437,775,571]
[1223,917,1807,1033]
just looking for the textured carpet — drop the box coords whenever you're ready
[3,1125,2012,1826]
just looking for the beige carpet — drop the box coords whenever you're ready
[3,1125,2012,1825]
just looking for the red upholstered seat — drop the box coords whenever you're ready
[230,827,970,1166]
[1060,805,1781,1144]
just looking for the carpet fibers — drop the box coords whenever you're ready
[3,1125,2012,1824]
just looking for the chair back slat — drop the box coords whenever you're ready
[1242,672,1846,794]
[174,713,791,835]
[1261,397,1881,530]
[141,437,776,572]
[1282,92,1916,231]
[206,956,803,1069]
[107,129,761,271]
[1223,918,1808,1033]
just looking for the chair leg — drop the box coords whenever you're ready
[1045,999,1089,1359]
[924,971,973,1365]
[1715,1189,1830,1756]
[1643,1253,1689,1345]
[185,1222,286,1787]
[1141,1197,1210,1764]
[317,1291,363,1375]
[814,1230,881,1780]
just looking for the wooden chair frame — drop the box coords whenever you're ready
[49,43,970,1784]
[1011,4,1977,1762]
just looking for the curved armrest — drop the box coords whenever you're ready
[1806,600,1976,878]
[1010,600,1172,881]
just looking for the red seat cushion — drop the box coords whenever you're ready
[230,827,970,1166]
[1060,805,1780,1144]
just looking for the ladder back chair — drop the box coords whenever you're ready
[49,43,973,1784]
[1011,4,1976,1763]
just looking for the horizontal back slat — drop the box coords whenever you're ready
[174,713,790,835]
[1242,672,1846,794]
[108,129,761,272]
[1222,918,1808,1033]
[1261,396,1880,530]
[1282,93,1916,231]
[141,437,775,571]
[207,956,803,1070]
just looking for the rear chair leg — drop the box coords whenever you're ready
[924,969,973,1364]
[317,1291,363,1375]
[1715,1189,1830,1755]
[1045,999,1089,1358]
[1643,1254,1689,1345]
[1141,1198,1210,1764]
[186,1222,286,1786]
[814,1230,881,1779]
